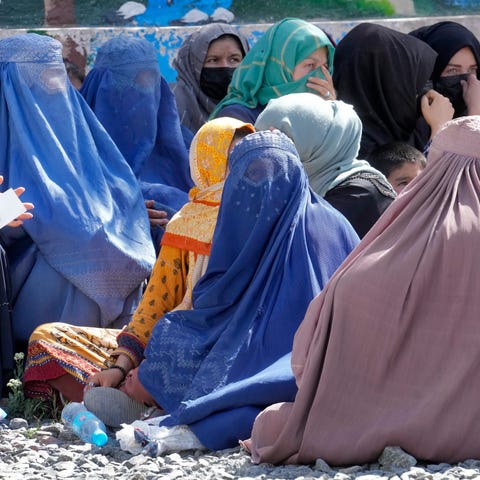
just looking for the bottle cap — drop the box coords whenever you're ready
[91,429,108,447]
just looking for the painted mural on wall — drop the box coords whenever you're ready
[133,1,234,25]
[1,0,480,84]
[2,0,480,28]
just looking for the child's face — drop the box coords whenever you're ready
[387,162,424,194]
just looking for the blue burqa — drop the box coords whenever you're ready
[0,33,156,344]
[80,36,192,213]
[139,130,360,449]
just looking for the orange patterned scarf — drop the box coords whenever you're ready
[162,117,254,255]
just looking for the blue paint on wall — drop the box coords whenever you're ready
[135,0,233,25]
[445,0,480,5]
[82,26,264,83]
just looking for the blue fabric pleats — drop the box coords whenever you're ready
[139,130,360,449]
[0,33,156,343]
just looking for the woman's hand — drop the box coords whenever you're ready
[145,199,169,229]
[84,354,134,393]
[421,90,454,138]
[0,177,34,227]
[462,74,480,116]
[8,187,34,227]
[306,65,337,100]
[84,367,125,392]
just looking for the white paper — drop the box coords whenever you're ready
[0,188,27,229]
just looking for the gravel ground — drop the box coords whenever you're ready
[1,417,480,480]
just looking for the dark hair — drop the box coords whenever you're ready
[227,125,254,162]
[63,59,85,84]
[367,142,427,177]
[232,125,253,144]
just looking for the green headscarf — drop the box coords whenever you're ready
[210,18,335,118]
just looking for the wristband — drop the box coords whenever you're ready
[104,364,127,380]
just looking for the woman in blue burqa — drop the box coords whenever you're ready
[80,36,193,250]
[86,130,360,450]
[0,33,156,352]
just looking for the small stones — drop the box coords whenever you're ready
[314,458,335,474]
[9,418,28,429]
[0,418,478,480]
[378,446,417,471]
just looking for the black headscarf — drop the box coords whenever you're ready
[410,21,480,120]
[333,23,437,158]
[409,21,480,81]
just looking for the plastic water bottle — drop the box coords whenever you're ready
[61,402,108,447]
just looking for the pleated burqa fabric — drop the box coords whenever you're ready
[139,130,360,450]
[0,34,155,343]
[247,116,480,466]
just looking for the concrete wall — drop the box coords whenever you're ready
[1,15,479,83]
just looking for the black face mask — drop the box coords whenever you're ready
[434,74,470,117]
[200,67,235,101]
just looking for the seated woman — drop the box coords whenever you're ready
[171,22,250,136]
[255,93,396,238]
[333,22,454,158]
[79,36,194,250]
[246,115,480,466]
[23,117,255,404]
[210,18,336,124]
[409,20,480,146]
[84,130,360,451]
[0,33,155,352]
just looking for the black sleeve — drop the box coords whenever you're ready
[324,182,393,239]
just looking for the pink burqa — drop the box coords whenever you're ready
[246,116,480,466]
